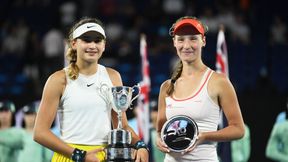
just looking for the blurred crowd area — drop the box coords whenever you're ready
[0,0,288,103]
[0,0,287,161]
[0,0,288,105]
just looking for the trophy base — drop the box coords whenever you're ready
[106,144,135,162]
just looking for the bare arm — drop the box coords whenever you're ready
[33,70,74,157]
[201,73,245,142]
[155,80,170,152]
[156,80,169,134]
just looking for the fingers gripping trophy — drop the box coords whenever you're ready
[100,83,140,162]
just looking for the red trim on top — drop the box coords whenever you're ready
[171,70,212,101]
[174,19,205,36]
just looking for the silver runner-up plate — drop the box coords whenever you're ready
[161,115,199,152]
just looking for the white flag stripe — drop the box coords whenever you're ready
[216,29,229,130]
[137,34,150,143]
[216,29,229,77]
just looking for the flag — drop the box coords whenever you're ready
[216,28,229,129]
[216,29,229,77]
[216,28,232,162]
[136,34,151,143]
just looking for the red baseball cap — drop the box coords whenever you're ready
[173,19,205,36]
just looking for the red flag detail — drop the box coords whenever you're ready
[216,29,229,77]
[136,34,150,143]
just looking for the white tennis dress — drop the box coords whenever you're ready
[58,64,113,145]
[165,69,221,162]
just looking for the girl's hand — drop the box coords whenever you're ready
[84,148,104,162]
[182,132,205,154]
[134,148,149,162]
[156,135,170,153]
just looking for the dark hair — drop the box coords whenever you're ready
[66,17,105,80]
[0,100,16,127]
[22,101,39,114]
[169,16,208,37]
[0,100,16,113]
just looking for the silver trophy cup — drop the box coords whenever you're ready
[100,84,140,162]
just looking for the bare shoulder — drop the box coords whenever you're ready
[159,79,171,94]
[105,67,122,86]
[210,72,230,85]
[161,79,171,89]
[48,70,66,84]
[206,71,232,104]
[106,67,120,77]
[44,70,66,91]
[209,71,235,94]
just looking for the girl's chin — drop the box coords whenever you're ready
[86,54,98,59]
[182,58,196,63]
[181,56,196,61]
[84,57,98,63]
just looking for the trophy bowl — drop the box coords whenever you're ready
[111,86,134,113]
[161,115,199,152]
[100,84,140,115]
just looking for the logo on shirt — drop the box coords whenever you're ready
[87,83,94,87]
[87,25,96,28]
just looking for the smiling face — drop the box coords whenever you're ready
[173,26,206,63]
[72,31,106,64]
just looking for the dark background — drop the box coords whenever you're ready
[0,0,287,161]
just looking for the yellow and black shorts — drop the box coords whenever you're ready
[51,143,106,162]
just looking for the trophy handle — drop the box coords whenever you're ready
[99,83,112,107]
[130,83,141,104]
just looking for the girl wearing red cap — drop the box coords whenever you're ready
[33,17,148,162]
[156,16,245,162]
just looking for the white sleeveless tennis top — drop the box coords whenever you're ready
[164,69,221,162]
[58,64,113,145]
